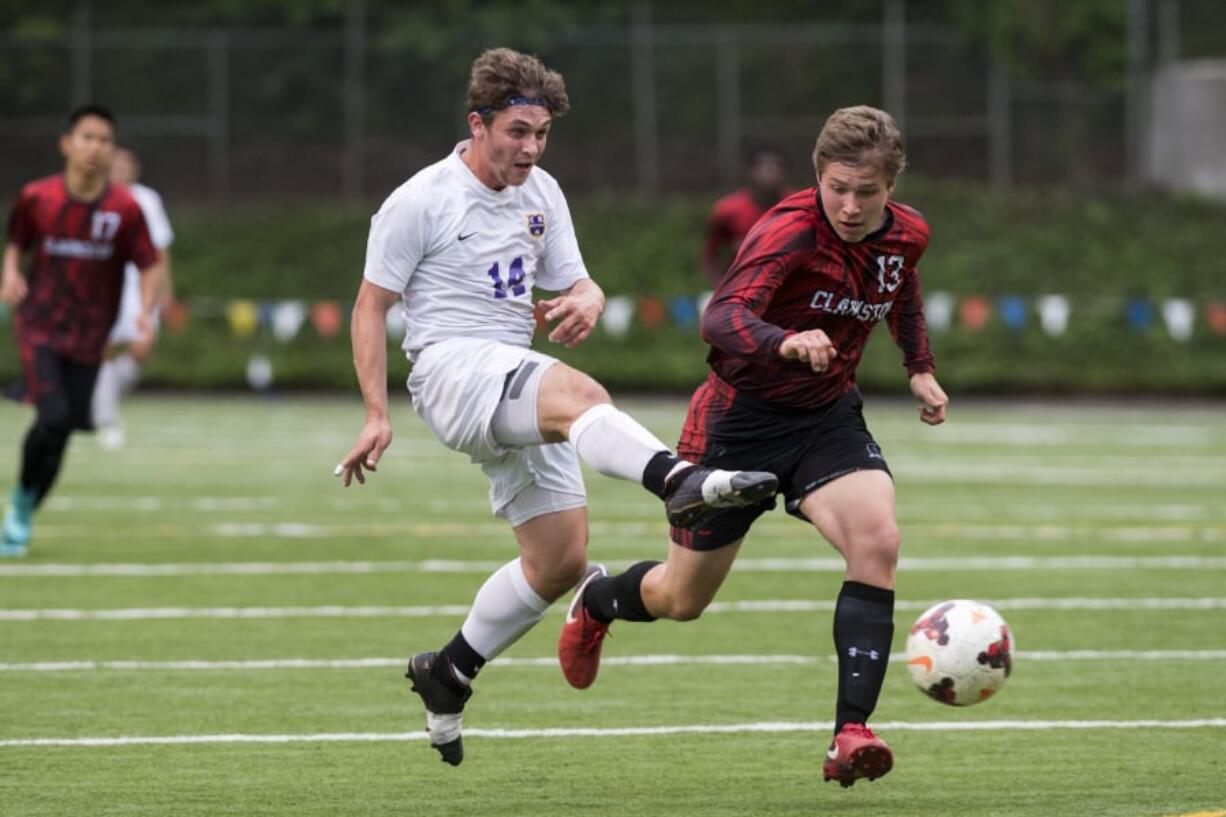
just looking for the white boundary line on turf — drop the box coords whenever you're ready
[4,719,1226,748]
[3,650,1226,673]
[4,554,1226,578]
[3,597,1226,621]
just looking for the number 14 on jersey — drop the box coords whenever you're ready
[488,257,526,299]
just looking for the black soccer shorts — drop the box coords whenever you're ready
[672,376,891,550]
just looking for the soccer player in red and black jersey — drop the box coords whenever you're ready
[702,145,789,286]
[1,104,158,556]
[560,106,949,786]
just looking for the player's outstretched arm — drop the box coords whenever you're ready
[1,242,27,306]
[336,280,400,487]
[910,372,948,425]
[537,278,604,347]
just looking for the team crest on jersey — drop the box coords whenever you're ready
[526,212,546,238]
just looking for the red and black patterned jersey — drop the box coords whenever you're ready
[8,174,156,363]
[703,189,775,286]
[701,189,934,409]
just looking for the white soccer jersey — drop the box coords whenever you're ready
[363,140,589,361]
[129,183,173,250]
[111,182,173,342]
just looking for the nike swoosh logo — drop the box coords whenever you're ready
[907,656,933,672]
[826,746,839,761]
[458,232,477,241]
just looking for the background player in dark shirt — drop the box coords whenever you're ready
[702,145,790,286]
[560,106,949,787]
[1,104,158,556]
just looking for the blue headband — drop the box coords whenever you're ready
[474,96,549,116]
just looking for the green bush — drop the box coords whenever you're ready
[2,177,1224,395]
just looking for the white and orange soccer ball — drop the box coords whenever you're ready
[904,599,1014,706]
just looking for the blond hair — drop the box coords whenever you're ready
[466,48,570,120]
[812,105,906,181]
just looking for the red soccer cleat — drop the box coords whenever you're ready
[558,564,610,689]
[822,722,893,787]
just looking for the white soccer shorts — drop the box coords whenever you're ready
[407,337,586,524]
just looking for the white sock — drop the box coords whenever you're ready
[112,353,140,392]
[92,360,122,429]
[92,354,140,430]
[459,558,550,664]
[568,403,671,483]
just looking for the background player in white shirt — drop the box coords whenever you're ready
[92,147,174,448]
[335,48,776,766]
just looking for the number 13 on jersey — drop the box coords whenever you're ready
[487,257,526,299]
[875,254,903,293]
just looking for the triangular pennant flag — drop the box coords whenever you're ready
[668,295,698,328]
[1206,301,1226,336]
[225,299,259,339]
[1161,298,1194,342]
[998,296,1027,332]
[271,301,306,343]
[638,296,665,330]
[959,295,991,332]
[257,301,276,330]
[310,300,344,339]
[924,291,954,332]
[1125,298,1153,333]
[1037,295,1070,337]
[601,295,634,339]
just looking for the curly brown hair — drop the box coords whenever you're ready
[812,105,906,181]
[466,48,570,120]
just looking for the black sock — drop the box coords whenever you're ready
[641,451,682,499]
[20,423,70,509]
[833,580,895,733]
[434,631,485,693]
[583,561,661,623]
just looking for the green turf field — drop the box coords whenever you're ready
[1,395,1224,817]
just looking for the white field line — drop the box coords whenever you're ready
[4,554,1226,579]
[4,719,1226,749]
[3,650,1225,674]
[41,495,1226,523]
[3,597,1226,622]
[14,520,1226,543]
[894,462,1226,488]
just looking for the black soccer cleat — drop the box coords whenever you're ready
[663,465,778,528]
[405,651,472,766]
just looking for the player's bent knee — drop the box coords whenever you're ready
[521,538,587,596]
[656,592,711,622]
[865,527,901,573]
[550,551,588,589]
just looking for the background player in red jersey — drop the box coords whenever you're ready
[702,145,790,286]
[1,104,158,557]
[560,106,949,787]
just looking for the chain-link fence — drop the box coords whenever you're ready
[0,0,1199,204]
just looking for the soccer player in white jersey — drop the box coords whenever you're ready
[336,48,776,766]
[92,147,174,448]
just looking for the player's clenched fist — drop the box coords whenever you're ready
[779,329,838,372]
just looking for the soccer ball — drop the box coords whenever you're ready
[904,599,1014,706]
